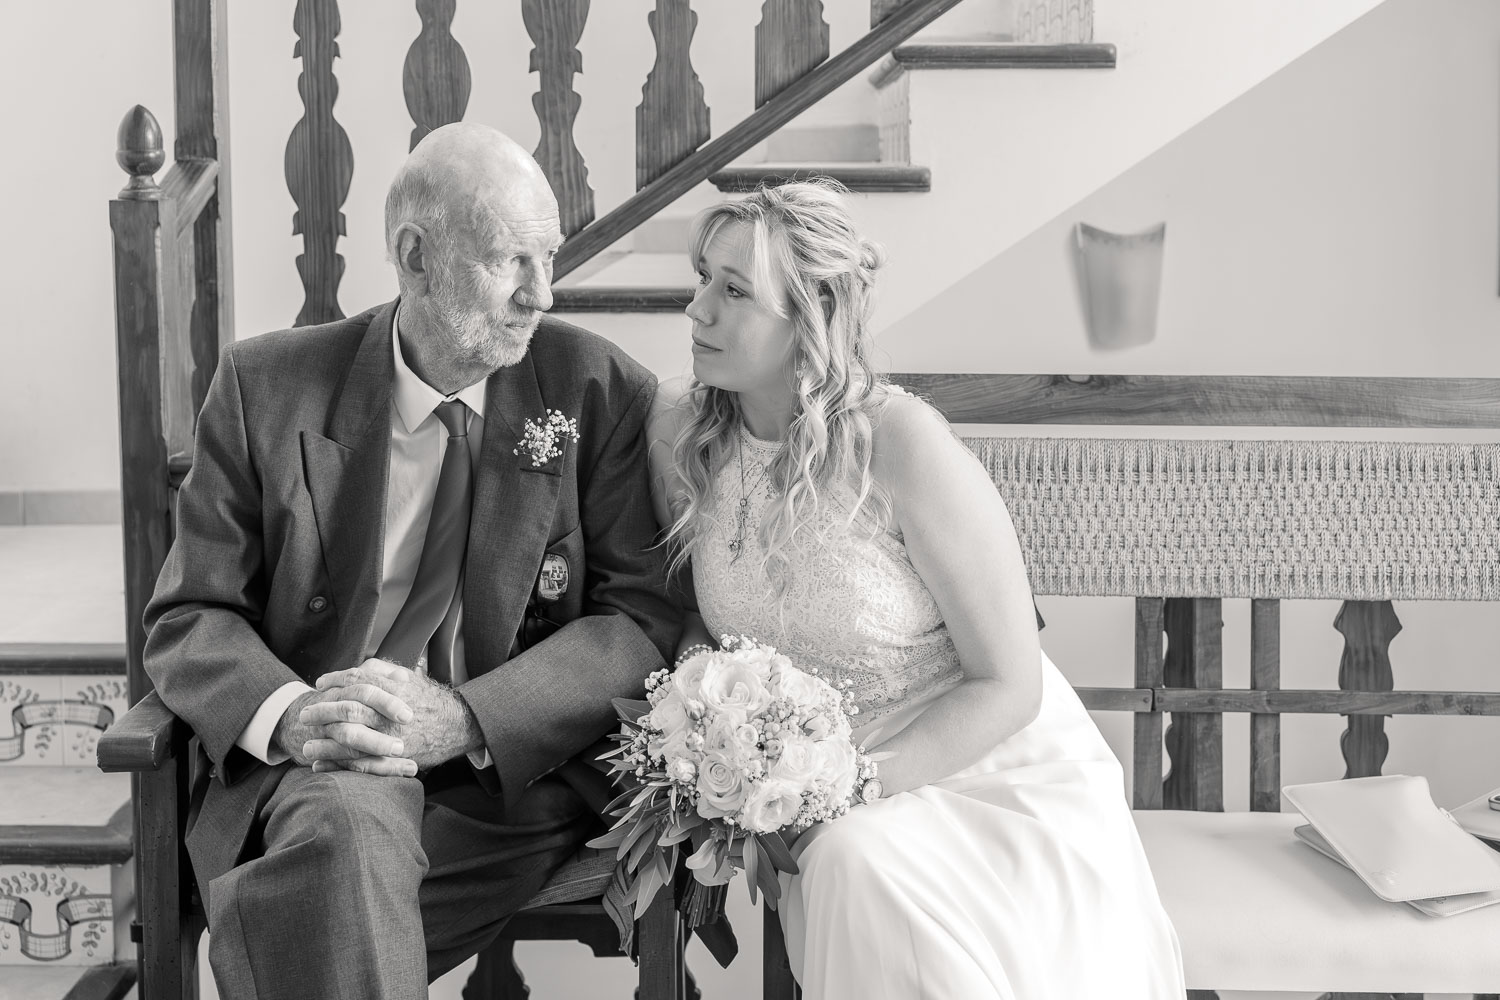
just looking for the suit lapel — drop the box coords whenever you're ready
[300,303,396,658]
[464,350,563,676]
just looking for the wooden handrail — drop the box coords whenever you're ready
[553,0,968,278]
[160,159,221,237]
[893,373,1500,427]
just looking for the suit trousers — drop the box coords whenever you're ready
[205,762,591,1000]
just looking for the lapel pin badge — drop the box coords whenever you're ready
[537,553,569,602]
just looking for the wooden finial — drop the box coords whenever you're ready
[116,105,165,200]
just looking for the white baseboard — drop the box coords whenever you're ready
[0,490,121,525]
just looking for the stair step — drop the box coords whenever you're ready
[0,645,126,676]
[552,288,695,314]
[708,163,931,194]
[0,964,136,1000]
[871,41,1118,86]
[0,769,133,865]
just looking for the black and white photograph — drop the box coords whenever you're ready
[2,1,1498,998]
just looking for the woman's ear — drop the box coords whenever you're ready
[819,289,835,324]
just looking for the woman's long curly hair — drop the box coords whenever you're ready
[664,181,894,600]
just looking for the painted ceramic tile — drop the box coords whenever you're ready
[0,675,64,766]
[0,864,114,966]
[59,676,129,767]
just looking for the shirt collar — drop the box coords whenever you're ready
[391,305,489,434]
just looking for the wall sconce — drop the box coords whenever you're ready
[1074,222,1166,350]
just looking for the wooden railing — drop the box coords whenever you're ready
[890,371,1500,814]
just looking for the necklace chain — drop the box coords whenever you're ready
[729,432,772,561]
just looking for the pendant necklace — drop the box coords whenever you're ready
[728,432,772,561]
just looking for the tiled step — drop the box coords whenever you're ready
[708,163,931,193]
[0,964,136,1000]
[0,769,134,974]
[871,41,1119,86]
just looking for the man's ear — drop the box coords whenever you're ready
[395,225,429,292]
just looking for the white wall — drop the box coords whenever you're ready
[0,2,174,491]
[887,0,1500,815]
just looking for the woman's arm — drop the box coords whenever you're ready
[646,376,716,662]
[862,394,1043,797]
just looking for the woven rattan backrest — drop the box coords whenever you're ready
[962,437,1500,602]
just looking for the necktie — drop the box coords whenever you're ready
[376,400,471,683]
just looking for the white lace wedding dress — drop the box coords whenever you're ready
[693,426,1186,1000]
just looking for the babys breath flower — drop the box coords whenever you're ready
[513,408,580,467]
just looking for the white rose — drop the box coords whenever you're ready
[695,751,749,820]
[702,716,762,765]
[814,737,859,801]
[667,757,697,784]
[672,657,711,705]
[649,690,691,738]
[772,664,829,710]
[769,732,819,788]
[739,779,804,833]
[700,658,773,724]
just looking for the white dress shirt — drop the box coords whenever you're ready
[236,309,491,766]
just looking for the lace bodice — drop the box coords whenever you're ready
[692,426,963,727]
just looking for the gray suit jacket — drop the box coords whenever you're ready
[143,301,677,891]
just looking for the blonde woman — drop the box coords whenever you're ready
[647,182,1184,999]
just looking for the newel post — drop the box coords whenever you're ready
[111,106,177,708]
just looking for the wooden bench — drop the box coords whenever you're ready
[759,373,1500,999]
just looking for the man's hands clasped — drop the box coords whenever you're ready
[273,659,484,777]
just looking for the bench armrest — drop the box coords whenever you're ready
[98,689,186,772]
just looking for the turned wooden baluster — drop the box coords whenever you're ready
[523,0,595,237]
[1163,598,1224,811]
[755,0,830,108]
[404,0,472,151]
[285,0,354,327]
[1334,600,1403,778]
[636,0,711,190]
[176,0,235,422]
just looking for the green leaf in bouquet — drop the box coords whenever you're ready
[602,785,643,817]
[627,821,662,871]
[585,823,632,851]
[684,835,719,873]
[757,829,800,876]
[621,814,661,865]
[658,826,694,847]
[742,834,760,905]
[633,850,668,918]
[753,835,784,910]
[613,697,652,724]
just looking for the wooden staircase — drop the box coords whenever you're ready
[0,645,136,1000]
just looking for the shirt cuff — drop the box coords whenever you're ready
[467,747,493,770]
[236,681,314,765]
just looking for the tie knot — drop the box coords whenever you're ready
[434,400,468,439]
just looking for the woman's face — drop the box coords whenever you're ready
[685,221,797,397]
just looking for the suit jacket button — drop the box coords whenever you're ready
[308,596,328,613]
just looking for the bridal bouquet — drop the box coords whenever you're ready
[588,635,880,917]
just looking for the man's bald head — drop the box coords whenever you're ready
[384,123,558,264]
[385,123,562,385]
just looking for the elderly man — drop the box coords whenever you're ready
[143,123,676,998]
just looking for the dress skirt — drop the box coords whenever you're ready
[777,653,1186,1000]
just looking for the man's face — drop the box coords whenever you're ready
[430,201,562,370]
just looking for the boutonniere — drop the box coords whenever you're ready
[514,408,581,468]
